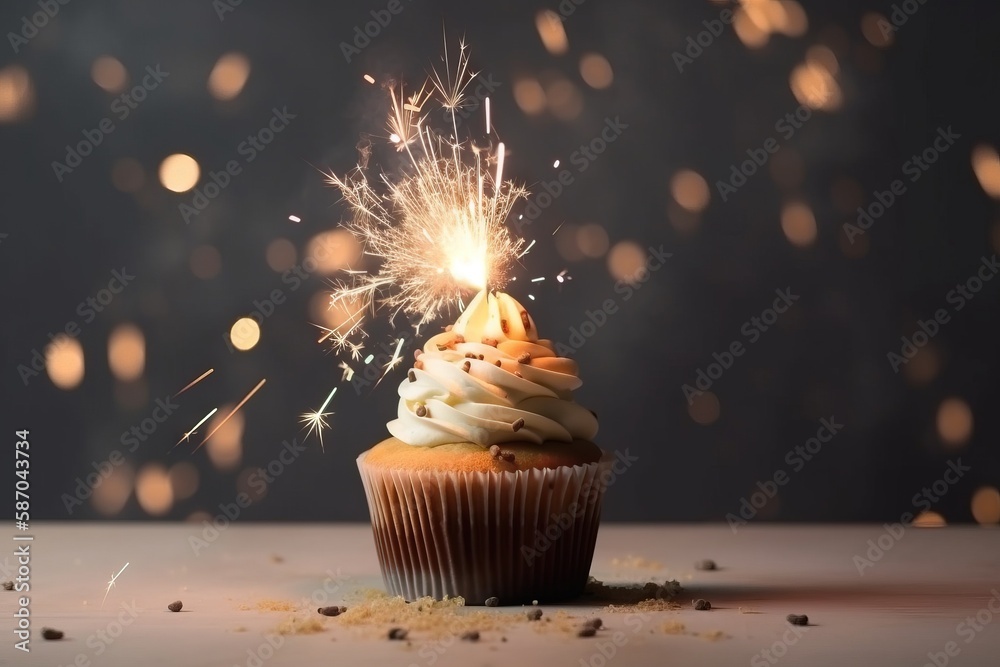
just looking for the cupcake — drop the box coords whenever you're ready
[357,289,609,604]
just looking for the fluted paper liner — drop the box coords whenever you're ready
[357,451,612,604]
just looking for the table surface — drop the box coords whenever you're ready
[3,523,999,667]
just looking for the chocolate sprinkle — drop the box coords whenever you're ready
[407,370,416,383]
[501,451,515,462]
[42,627,64,640]
[526,609,543,621]
[454,334,465,343]
[437,344,449,351]
[495,360,502,367]
[461,630,480,641]
[388,627,408,640]
[787,614,809,626]
[462,361,471,372]
[482,337,498,347]
[167,600,183,612]
[693,599,711,611]
[577,626,597,637]
[517,352,530,363]
[416,405,427,417]
[478,354,484,360]
[512,418,525,432]
[695,559,717,571]
[520,310,531,330]
[465,352,476,358]
[318,606,346,616]
[584,618,603,630]
[501,319,509,334]
[1,581,13,591]
[485,596,499,607]
[489,445,501,458]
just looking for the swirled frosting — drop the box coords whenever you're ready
[386,290,599,447]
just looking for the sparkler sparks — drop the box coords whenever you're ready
[174,368,214,397]
[193,379,266,452]
[324,40,527,354]
[173,407,219,450]
[299,387,337,451]
[101,562,129,609]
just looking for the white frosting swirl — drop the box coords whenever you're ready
[387,290,599,447]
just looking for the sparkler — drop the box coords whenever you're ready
[299,387,337,451]
[101,561,129,609]
[324,39,528,352]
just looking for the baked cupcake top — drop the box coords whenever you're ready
[387,290,599,447]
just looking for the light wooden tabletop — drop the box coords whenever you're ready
[4,523,999,666]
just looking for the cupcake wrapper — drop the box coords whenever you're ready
[357,452,612,604]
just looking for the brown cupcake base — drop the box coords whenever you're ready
[357,449,611,605]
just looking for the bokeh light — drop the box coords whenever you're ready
[555,223,584,262]
[577,223,610,258]
[91,56,128,93]
[306,229,362,274]
[91,463,134,516]
[230,317,261,351]
[0,65,34,123]
[688,391,721,426]
[208,52,251,101]
[781,200,818,247]
[971,145,1000,199]
[513,77,546,115]
[46,335,85,390]
[936,397,973,447]
[861,13,894,48]
[108,323,145,382]
[579,53,614,89]
[159,153,201,193]
[205,406,244,471]
[535,10,569,55]
[607,240,646,284]
[136,463,174,516]
[671,169,710,213]
[971,487,1000,525]
[790,61,842,111]
[913,511,946,528]
[545,77,583,121]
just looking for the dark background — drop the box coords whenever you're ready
[1,0,998,524]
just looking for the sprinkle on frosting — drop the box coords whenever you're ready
[386,290,599,448]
